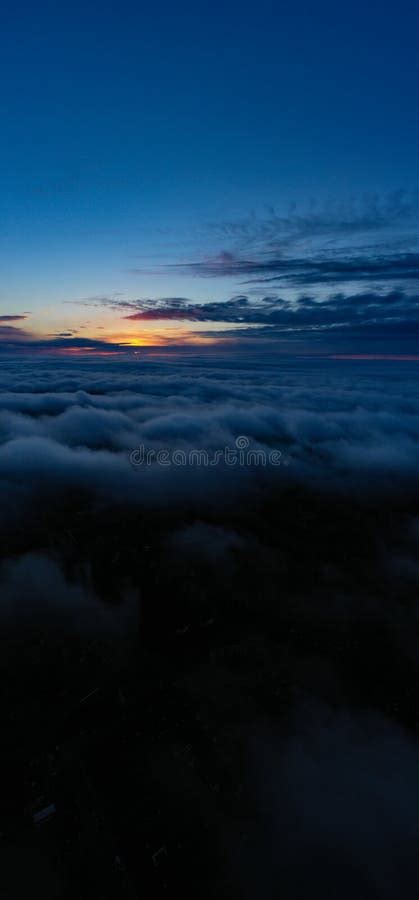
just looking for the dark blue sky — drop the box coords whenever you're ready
[1,0,418,352]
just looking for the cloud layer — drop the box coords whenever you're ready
[3,353,419,892]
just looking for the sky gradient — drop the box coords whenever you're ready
[1,0,418,355]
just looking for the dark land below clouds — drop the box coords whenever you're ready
[2,354,419,899]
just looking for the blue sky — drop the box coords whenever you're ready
[1,0,418,352]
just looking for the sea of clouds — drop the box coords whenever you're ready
[1,354,419,514]
[3,353,419,894]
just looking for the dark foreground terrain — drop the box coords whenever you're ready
[2,355,419,899]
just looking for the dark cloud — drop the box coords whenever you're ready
[47,331,77,337]
[76,285,418,328]
[0,315,31,345]
[151,250,419,286]
[0,335,128,354]
[92,288,419,354]
[205,190,419,249]
[0,551,135,637]
[0,323,31,340]
[68,295,194,314]
[243,707,419,899]
[120,288,419,328]
[121,294,257,322]
[0,314,28,321]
